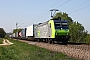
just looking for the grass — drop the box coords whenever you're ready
[0,39,77,60]
[0,38,3,44]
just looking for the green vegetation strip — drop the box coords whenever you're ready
[0,39,77,60]
[0,38,3,44]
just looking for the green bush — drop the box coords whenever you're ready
[84,34,90,44]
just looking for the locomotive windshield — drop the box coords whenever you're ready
[54,20,69,30]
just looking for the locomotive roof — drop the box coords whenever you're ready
[54,20,68,22]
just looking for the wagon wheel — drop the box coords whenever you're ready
[48,39,52,44]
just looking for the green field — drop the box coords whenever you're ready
[0,39,77,60]
[0,38,3,44]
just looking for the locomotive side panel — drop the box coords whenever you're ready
[34,22,51,38]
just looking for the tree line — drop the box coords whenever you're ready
[0,28,6,38]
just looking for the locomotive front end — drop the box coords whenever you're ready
[54,20,70,42]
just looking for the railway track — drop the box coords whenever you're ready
[15,39,90,60]
[66,44,90,51]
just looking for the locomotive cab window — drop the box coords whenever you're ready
[54,23,62,29]
[54,20,69,30]
[62,22,69,29]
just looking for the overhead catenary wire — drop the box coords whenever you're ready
[26,0,62,26]
[33,0,62,21]
[69,4,90,14]
[26,0,71,26]
[67,0,90,12]
[26,0,90,26]
[56,0,71,8]
[24,0,90,26]
[33,0,71,21]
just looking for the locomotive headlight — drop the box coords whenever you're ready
[56,33,57,35]
[61,28,62,30]
[67,33,68,35]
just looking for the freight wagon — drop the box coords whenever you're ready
[20,28,27,40]
[26,25,35,40]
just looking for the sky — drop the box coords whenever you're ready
[0,0,90,33]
